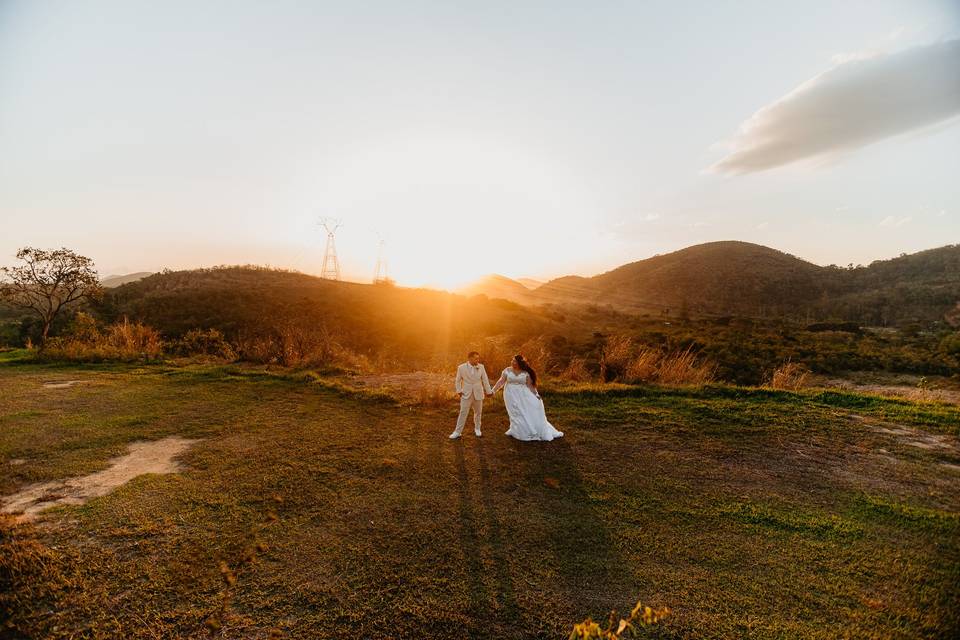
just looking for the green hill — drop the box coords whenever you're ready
[521,242,960,326]
[536,241,826,317]
[99,266,559,369]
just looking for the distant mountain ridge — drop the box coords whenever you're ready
[462,241,960,327]
[101,272,153,288]
[516,278,544,290]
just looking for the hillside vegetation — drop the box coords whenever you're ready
[3,264,957,385]
[470,242,960,327]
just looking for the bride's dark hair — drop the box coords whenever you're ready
[513,353,537,386]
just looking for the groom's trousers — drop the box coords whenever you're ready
[453,394,483,435]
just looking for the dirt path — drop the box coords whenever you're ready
[1,436,200,521]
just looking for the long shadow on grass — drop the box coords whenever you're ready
[475,438,522,625]
[453,442,496,630]
[510,436,636,620]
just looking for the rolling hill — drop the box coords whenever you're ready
[98,267,566,370]
[464,242,960,326]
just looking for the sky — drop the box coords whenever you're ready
[1,0,958,289]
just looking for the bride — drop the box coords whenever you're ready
[490,354,564,441]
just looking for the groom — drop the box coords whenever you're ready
[449,350,493,439]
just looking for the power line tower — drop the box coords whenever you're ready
[319,217,342,281]
[372,233,390,284]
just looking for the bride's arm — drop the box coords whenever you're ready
[491,371,507,394]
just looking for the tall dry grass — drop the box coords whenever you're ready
[599,335,634,382]
[561,356,591,382]
[765,359,810,391]
[40,315,164,362]
[235,323,370,372]
[653,345,717,385]
[623,347,659,382]
[591,334,716,386]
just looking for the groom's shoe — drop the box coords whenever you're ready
[449,432,461,440]
[474,429,482,437]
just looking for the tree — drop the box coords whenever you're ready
[0,247,102,342]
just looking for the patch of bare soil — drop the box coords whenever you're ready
[1,436,200,522]
[751,414,960,510]
[42,380,84,389]
[810,373,960,404]
[847,414,957,451]
[353,371,452,398]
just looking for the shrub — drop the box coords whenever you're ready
[38,316,163,362]
[172,328,236,360]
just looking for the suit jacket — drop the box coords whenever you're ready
[455,362,493,400]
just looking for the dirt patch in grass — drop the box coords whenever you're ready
[42,380,84,389]
[354,371,450,393]
[811,372,960,404]
[1,436,200,521]
[847,413,958,452]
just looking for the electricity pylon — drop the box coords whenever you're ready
[373,234,390,284]
[319,217,342,281]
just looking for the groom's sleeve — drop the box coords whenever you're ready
[481,365,493,393]
[455,366,463,393]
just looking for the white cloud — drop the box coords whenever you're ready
[879,215,913,228]
[710,38,960,175]
[756,221,769,229]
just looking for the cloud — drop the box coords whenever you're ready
[709,38,960,175]
[879,215,912,228]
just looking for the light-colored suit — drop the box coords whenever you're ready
[453,362,493,435]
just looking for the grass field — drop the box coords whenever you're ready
[2,353,959,639]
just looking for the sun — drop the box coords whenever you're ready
[284,130,598,289]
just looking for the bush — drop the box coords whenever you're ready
[38,315,163,362]
[172,328,236,360]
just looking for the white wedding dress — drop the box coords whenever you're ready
[495,368,564,441]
